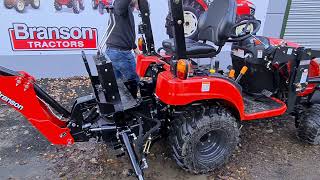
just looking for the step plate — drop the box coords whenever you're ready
[244,95,283,114]
[117,80,137,110]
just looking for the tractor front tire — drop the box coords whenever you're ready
[31,0,40,9]
[72,0,80,14]
[4,0,15,9]
[169,105,240,174]
[54,1,62,11]
[297,104,320,145]
[15,0,26,13]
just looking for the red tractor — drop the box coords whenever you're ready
[166,0,256,40]
[4,0,40,13]
[1,0,320,179]
[54,0,85,14]
[92,0,111,14]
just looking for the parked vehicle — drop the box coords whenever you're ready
[92,0,111,14]
[4,0,40,13]
[165,0,256,40]
[54,0,84,14]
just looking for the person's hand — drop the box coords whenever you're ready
[134,48,142,55]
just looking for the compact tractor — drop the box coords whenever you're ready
[166,0,256,40]
[92,0,111,14]
[54,0,85,14]
[4,0,40,13]
[1,0,320,179]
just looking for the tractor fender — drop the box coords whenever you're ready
[155,71,246,120]
[136,55,170,77]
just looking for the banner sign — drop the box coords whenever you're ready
[0,0,267,56]
[9,23,98,51]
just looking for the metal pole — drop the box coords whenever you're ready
[169,0,187,59]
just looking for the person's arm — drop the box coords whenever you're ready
[114,0,132,15]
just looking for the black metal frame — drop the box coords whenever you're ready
[137,0,155,54]
[273,47,320,112]
[137,0,187,59]
[168,0,187,59]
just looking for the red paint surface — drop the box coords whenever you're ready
[298,59,320,97]
[0,73,74,145]
[137,55,287,121]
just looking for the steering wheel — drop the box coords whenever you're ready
[228,19,261,42]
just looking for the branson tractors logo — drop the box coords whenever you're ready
[9,23,98,51]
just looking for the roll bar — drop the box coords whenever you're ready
[167,0,187,59]
[137,0,186,57]
[137,0,156,54]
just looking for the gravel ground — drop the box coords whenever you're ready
[1,77,320,180]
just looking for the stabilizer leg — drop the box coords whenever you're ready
[120,132,144,180]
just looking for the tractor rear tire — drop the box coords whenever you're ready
[15,0,26,13]
[4,0,15,9]
[169,105,240,174]
[31,0,40,9]
[165,0,205,41]
[54,1,62,11]
[72,0,80,14]
[297,104,320,145]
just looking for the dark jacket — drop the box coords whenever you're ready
[106,0,137,51]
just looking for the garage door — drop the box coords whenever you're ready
[283,0,320,50]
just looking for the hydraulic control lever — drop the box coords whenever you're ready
[235,66,248,83]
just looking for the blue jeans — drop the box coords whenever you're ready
[105,48,139,82]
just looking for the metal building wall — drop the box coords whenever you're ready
[263,0,288,37]
[284,0,320,49]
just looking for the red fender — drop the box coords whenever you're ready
[137,55,287,121]
[136,54,170,77]
[0,72,74,145]
[155,71,246,120]
[195,0,256,17]
[298,59,320,97]
[56,0,71,5]
[195,0,208,10]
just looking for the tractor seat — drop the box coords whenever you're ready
[162,38,217,58]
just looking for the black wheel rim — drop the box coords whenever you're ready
[195,130,227,164]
